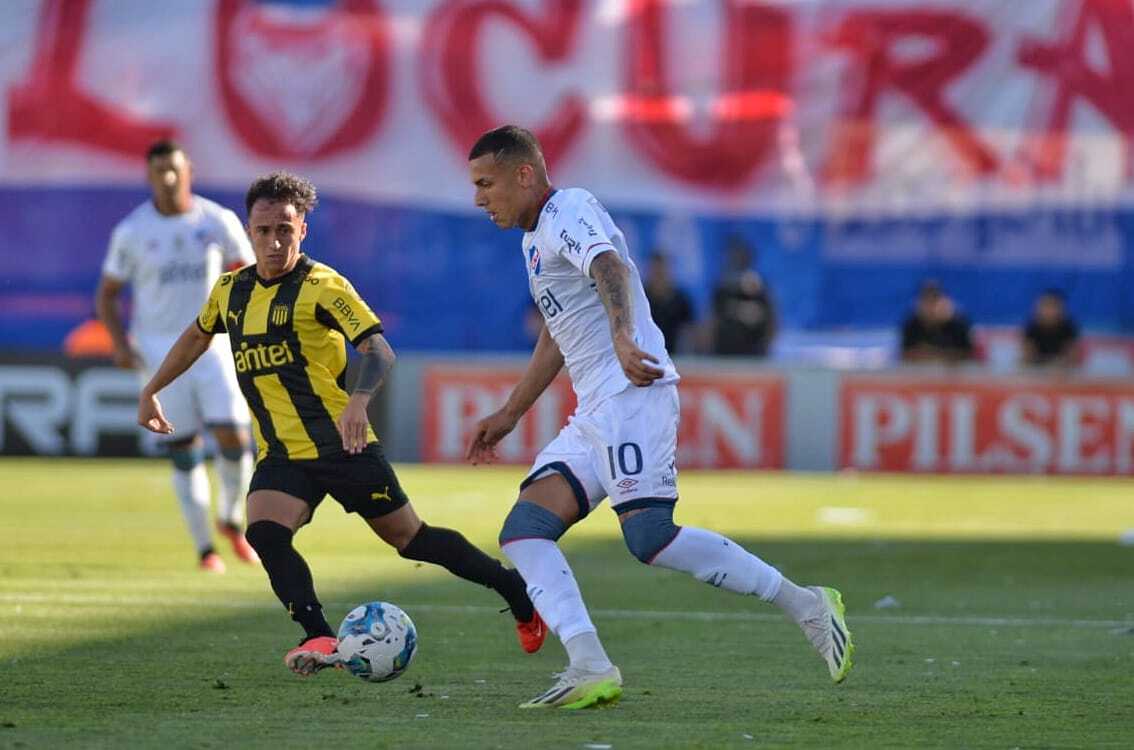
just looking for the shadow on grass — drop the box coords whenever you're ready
[2,536,1132,749]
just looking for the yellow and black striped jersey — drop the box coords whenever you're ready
[197,255,382,461]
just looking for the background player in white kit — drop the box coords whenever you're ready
[95,140,258,573]
[465,126,855,709]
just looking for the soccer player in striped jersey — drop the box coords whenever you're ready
[137,172,544,674]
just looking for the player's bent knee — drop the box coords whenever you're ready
[211,425,250,455]
[499,501,567,547]
[245,519,292,557]
[218,442,247,461]
[168,441,205,472]
[620,506,680,564]
[371,509,422,551]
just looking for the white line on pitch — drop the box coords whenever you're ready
[1,593,1129,629]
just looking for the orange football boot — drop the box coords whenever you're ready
[516,610,547,654]
[284,636,340,676]
[216,521,259,565]
[198,552,226,574]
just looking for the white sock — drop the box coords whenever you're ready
[216,452,252,526]
[172,465,212,554]
[651,527,784,601]
[563,631,613,673]
[772,580,820,623]
[501,538,611,667]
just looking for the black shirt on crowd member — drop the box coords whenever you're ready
[900,313,975,361]
[712,270,776,357]
[1023,318,1079,364]
[646,286,694,354]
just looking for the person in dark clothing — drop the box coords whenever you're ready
[643,254,694,354]
[900,280,975,364]
[1021,289,1079,368]
[711,236,777,357]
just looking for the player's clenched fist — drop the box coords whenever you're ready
[138,392,174,434]
[612,332,664,387]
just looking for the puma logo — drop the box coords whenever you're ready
[227,310,242,325]
[370,486,391,502]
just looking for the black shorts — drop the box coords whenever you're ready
[249,443,409,520]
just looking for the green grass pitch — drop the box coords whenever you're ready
[2,458,1132,748]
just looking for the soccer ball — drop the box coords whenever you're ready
[336,601,417,683]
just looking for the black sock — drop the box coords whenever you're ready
[399,524,534,622]
[245,520,334,639]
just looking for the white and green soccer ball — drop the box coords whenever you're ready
[336,602,417,683]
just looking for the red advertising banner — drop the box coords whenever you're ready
[421,366,784,469]
[840,376,1134,474]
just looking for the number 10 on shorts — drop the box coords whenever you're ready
[606,442,643,479]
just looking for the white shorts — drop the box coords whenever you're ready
[139,337,249,442]
[521,383,679,518]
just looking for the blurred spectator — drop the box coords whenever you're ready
[1021,289,1079,368]
[710,236,777,357]
[900,280,975,364]
[643,253,694,354]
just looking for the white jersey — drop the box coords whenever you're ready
[522,188,678,409]
[102,196,253,344]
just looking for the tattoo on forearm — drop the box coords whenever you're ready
[353,333,394,395]
[591,254,632,336]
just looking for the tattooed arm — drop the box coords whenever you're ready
[589,251,664,386]
[339,331,396,454]
[353,332,396,397]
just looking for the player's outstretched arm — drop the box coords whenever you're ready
[137,322,214,434]
[589,252,664,386]
[465,325,564,465]
[338,331,396,455]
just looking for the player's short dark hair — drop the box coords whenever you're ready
[244,171,319,216]
[146,139,184,161]
[1040,287,1067,301]
[468,125,543,164]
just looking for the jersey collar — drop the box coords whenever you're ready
[525,187,557,232]
[256,254,312,287]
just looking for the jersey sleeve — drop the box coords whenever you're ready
[315,272,383,346]
[216,208,254,267]
[196,274,230,335]
[548,194,616,277]
[101,223,134,281]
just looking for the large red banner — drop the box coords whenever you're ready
[421,366,784,469]
[840,376,1134,474]
[4,1,1131,206]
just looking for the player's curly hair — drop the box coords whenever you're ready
[244,171,319,216]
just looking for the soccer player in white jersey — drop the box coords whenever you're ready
[95,140,258,573]
[465,126,854,709]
